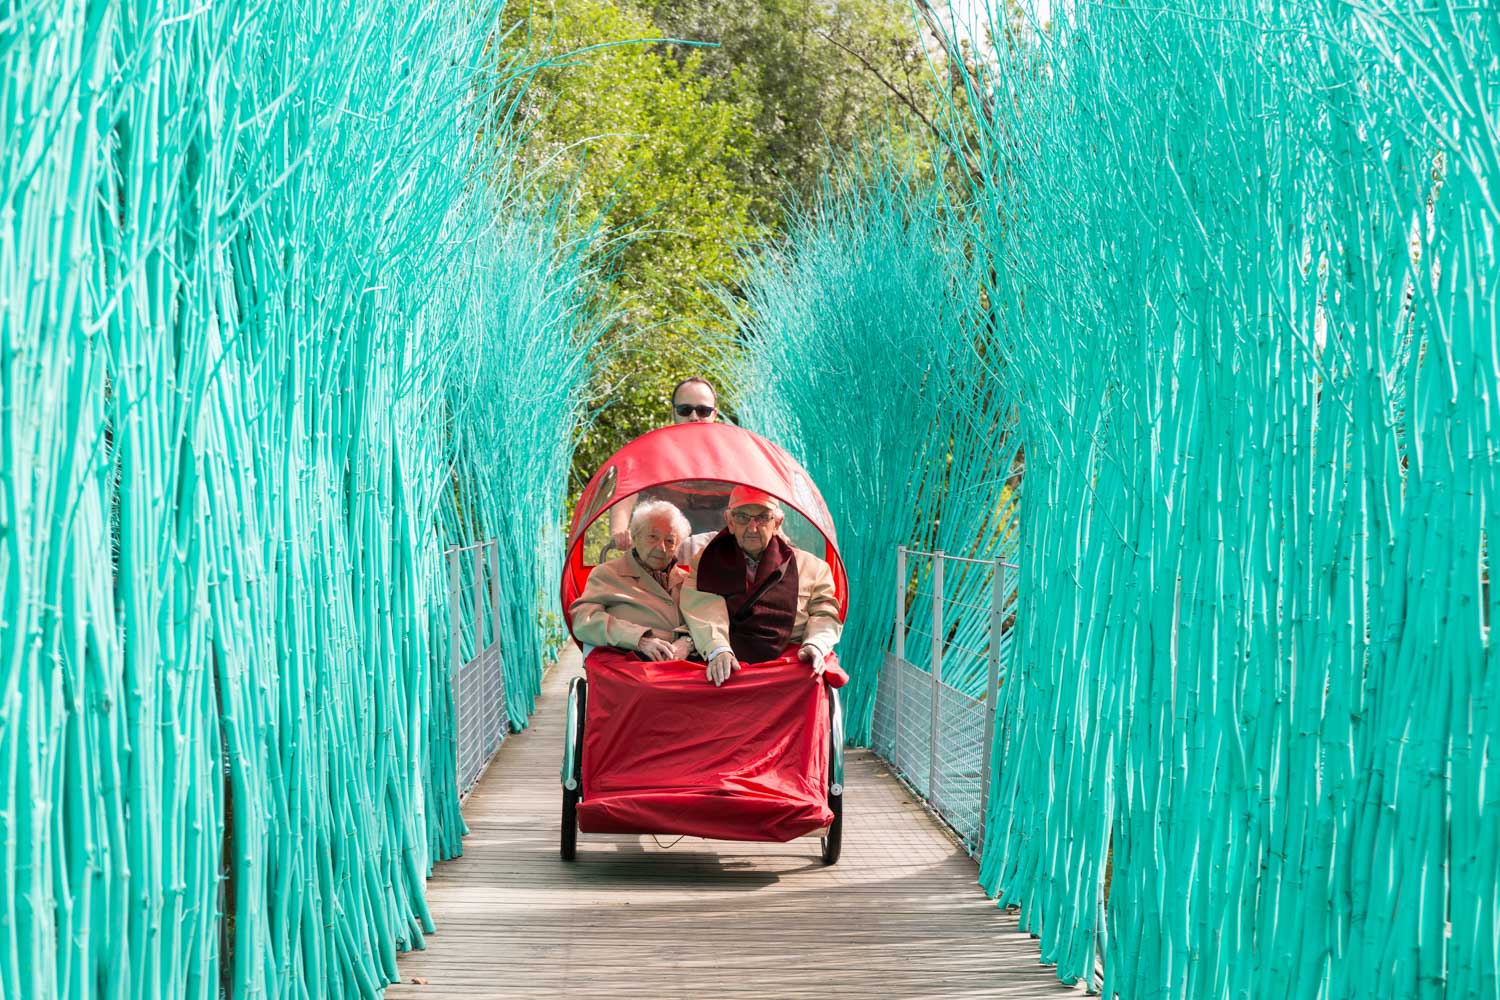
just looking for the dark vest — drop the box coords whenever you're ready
[694,530,800,663]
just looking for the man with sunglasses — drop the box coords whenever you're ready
[680,486,842,687]
[607,377,722,553]
[668,376,719,423]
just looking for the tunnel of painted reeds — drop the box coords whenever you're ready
[3,1,1495,997]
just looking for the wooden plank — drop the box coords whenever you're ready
[390,649,1079,998]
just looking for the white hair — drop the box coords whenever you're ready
[630,499,690,541]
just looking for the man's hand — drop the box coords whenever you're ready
[799,644,827,678]
[611,529,632,552]
[637,635,676,661]
[669,636,695,661]
[707,651,739,686]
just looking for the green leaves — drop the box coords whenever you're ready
[501,0,948,483]
[499,0,759,479]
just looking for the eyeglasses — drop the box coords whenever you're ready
[730,510,777,527]
[673,403,716,419]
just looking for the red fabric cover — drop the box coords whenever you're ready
[577,647,847,842]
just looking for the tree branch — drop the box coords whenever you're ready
[912,0,996,123]
[812,27,939,136]
[812,24,982,180]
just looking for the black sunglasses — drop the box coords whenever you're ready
[673,403,716,418]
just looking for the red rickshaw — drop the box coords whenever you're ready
[558,423,849,864]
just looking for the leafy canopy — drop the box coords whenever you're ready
[499,0,946,486]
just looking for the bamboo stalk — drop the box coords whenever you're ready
[3,0,603,994]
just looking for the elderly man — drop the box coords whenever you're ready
[680,486,843,686]
[570,500,695,661]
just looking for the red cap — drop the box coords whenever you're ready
[727,486,782,511]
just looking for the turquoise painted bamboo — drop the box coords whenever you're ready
[726,151,1021,742]
[733,2,1494,995]
[937,2,1496,997]
[1,0,600,995]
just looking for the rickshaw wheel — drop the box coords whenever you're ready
[561,787,578,861]
[561,677,587,862]
[820,791,842,865]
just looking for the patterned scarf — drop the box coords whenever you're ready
[692,530,800,663]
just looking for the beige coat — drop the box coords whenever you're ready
[569,552,688,651]
[680,544,843,659]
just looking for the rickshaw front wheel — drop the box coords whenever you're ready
[561,786,579,861]
[560,676,587,862]
[821,684,844,865]
[820,791,842,865]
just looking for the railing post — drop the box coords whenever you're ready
[446,546,461,675]
[894,546,907,662]
[473,544,488,651]
[487,541,503,657]
[979,557,1004,849]
[894,546,906,765]
[445,545,462,791]
[929,550,943,802]
[487,541,506,733]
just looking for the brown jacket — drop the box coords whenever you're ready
[569,551,688,651]
[680,542,843,660]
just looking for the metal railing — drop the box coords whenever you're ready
[447,540,508,798]
[870,546,1017,857]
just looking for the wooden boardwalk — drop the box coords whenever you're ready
[389,649,1075,999]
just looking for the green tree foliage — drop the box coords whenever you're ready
[501,0,759,484]
[502,1,945,485]
[642,0,943,222]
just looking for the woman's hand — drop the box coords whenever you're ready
[637,635,677,661]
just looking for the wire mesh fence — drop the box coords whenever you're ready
[447,540,509,798]
[870,547,1016,856]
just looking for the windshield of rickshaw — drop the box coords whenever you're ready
[576,478,832,568]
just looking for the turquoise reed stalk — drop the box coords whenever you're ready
[725,147,1019,743]
[927,2,1499,996]
[1,0,603,995]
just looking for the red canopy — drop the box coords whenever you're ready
[561,423,848,636]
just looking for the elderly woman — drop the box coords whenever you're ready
[569,499,695,661]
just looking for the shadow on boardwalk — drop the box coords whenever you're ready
[390,649,1076,999]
